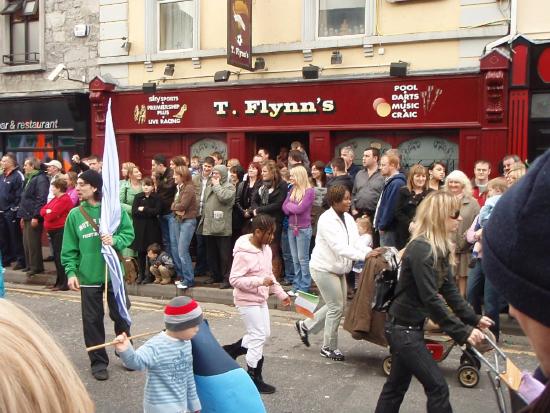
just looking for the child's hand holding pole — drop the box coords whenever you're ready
[114,332,130,353]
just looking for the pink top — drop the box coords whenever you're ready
[66,187,79,206]
[229,234,288,307]
[282,187,314,228]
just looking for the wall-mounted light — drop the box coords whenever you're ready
[164,63,175,77]
[142,82,157,93]
[121,37,131,53]
[331,50,343,65]
[254,57,266,71]
[214,70,231,82]
[390,61,408,77]
[302,65,320,80]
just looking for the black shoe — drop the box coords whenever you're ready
[281,280,292,286]
[295,320,310,347]
[203,278,217,285]
[92,369,109,381]
[27,270,40,276]
[219,282,231,289]
[320,346,345,361]
[248,358,276,394]
[43,255,55,262]
[12,263,25,271]
[223,338,247,359]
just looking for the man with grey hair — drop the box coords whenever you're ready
[340,146,361,180]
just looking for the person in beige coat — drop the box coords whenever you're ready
[444,170,480,296]
[197,164,236,288]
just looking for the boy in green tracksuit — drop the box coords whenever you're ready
[61,170,134,381]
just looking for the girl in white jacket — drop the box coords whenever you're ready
[295,185,371,361]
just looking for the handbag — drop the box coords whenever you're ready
[78,206,137,284]
[372,253,400,313]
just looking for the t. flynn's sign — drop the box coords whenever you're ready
[114,76,480,131]
[227,0,252,70]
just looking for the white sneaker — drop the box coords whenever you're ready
[175,281,188,289]
[287,290,297,297]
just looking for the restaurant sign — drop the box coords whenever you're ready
[227,0,252,71]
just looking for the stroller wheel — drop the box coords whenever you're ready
[457,365,479,388]
[460,352,481,370]
[382,356,392,376]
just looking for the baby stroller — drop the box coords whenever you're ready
[381,325,492,389]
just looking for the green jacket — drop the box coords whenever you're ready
[197,165,235,236]
[61,201,134,285]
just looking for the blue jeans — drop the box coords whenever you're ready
[287,226,312,293]
[169,216,196,286]
[159,213,172,258]
[375,322,452,413]
[466,260,503,340]
[281,226,295,284]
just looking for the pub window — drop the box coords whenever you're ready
[157,0,194,52]
[317,0,366,38]
[1,0,40,66]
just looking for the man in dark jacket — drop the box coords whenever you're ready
[374,153,406,247]
[324,157,353,208]
[17,157,49,275]
[152,154,176,257]
[340,146,361,180]
[0,153,26,269]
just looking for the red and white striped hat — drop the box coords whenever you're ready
[164,296,203,332]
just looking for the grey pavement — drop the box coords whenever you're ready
[5,283,538,413]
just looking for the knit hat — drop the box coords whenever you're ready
[482,149,550,327]
[79,170,103,190]
[164,296,203,332]
[213,164,228,183]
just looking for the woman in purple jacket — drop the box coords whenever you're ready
[283,165,314,294]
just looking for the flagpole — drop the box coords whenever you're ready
[104,263,108,312]
[86,330,163,352]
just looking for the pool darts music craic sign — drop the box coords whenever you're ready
[227,0,252,71]
[373,84,444,119]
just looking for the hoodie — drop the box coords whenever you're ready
[197,164,236,236]
[374,172,407,231]
[229,234,288,307]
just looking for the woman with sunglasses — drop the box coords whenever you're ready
[375,191,493,413]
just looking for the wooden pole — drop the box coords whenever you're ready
[86,330,163,352]
[103,263,108,313]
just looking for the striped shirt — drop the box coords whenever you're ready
[119,332,201,413]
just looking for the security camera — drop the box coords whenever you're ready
[48,63,66,81]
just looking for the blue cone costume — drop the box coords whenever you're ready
[191,320,266,413]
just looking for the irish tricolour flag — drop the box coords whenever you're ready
[294,291,319,319]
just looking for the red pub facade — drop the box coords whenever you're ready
[89,51,509,174]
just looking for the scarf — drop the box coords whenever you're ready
[24,169,40,188]
[259,180,273,205]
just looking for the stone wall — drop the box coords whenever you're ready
[0,0,101,95]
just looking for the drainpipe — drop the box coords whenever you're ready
[485,0,518,52]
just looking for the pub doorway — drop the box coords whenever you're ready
[248,132,309,164]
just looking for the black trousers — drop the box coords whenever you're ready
[22,219,44,272]
[48,228,67,288]
[0,210,25,266]
[375,322,452,413]
[81,283,131,373]
[204,235,232,282]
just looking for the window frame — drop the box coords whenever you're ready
[316,0,368,40]
[156,0,197,54]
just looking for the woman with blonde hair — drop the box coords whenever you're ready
[120,161,135,181]
[282,165,314,294]
[394,164,431,249]
[375,191,492,413]
[0,299,94,413]
[444,169,480,296]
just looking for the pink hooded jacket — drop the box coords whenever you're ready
[229,234,288,307]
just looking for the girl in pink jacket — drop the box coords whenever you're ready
[224,214,290,395]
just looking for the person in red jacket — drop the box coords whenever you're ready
[40,177,74,290]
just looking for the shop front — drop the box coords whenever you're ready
[0,93,90,168]
[89,50,508,173]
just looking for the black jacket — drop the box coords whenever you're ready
[0,167,25,211]
[394,187,431,249]
[324,175,354,208]
[252,180,288,234]
[17,171,49,220]
[389,238,480,345]
[235,179,261,217]
[131,192,162,251]
[155,168,176,215]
